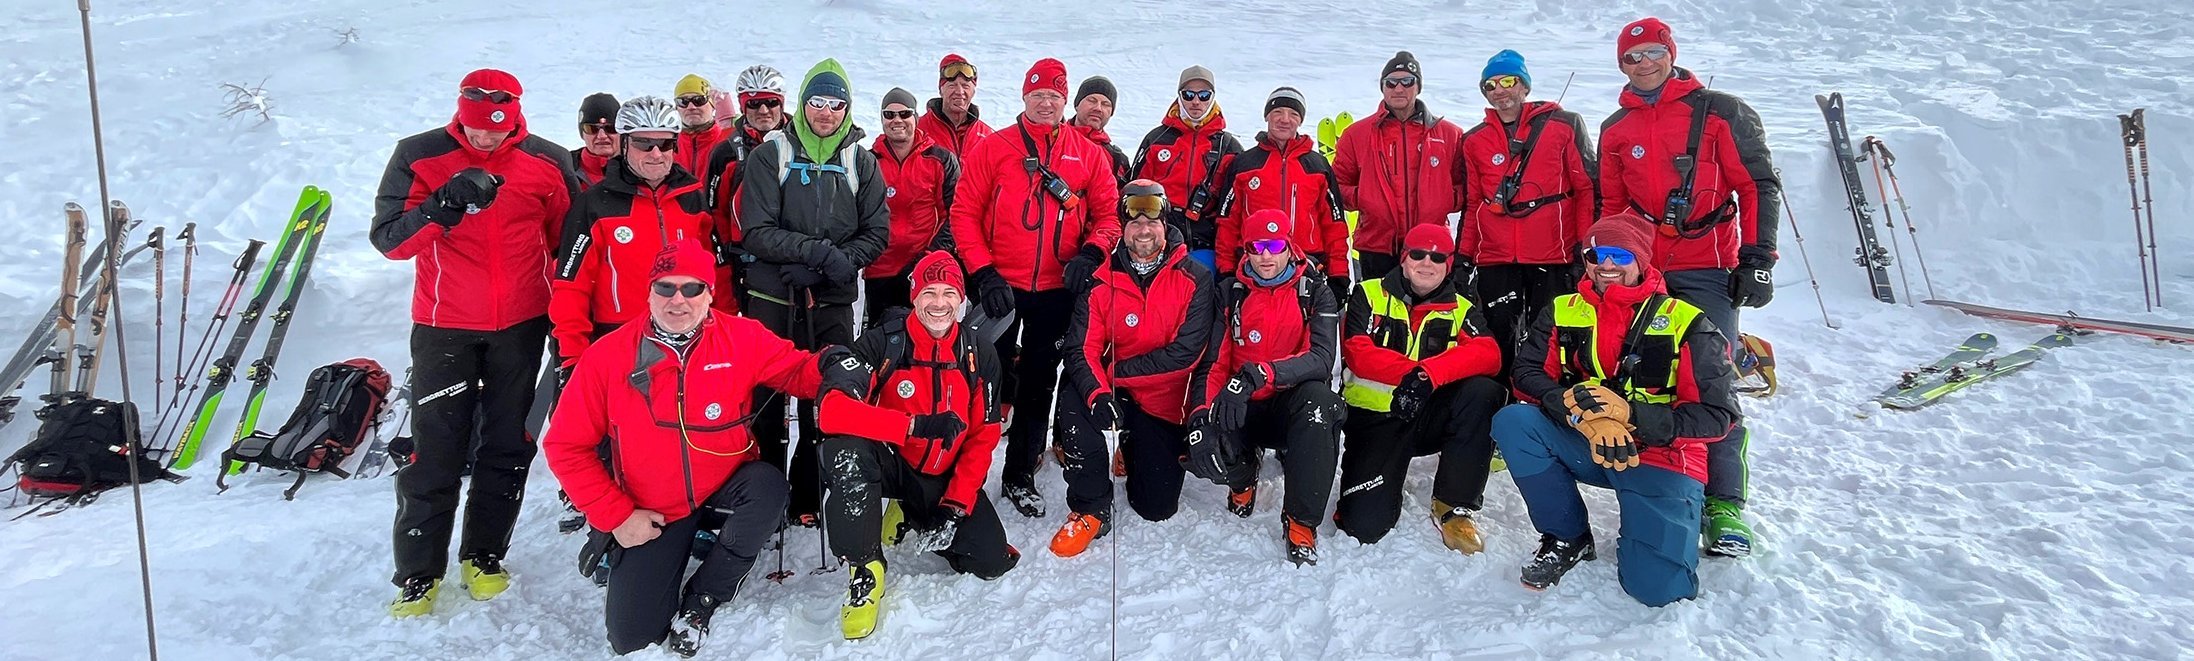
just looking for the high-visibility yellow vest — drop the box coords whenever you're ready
[1341,278,1476,412]
[1547,293,1703,404]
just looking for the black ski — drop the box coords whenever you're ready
[1817,93,1897,304]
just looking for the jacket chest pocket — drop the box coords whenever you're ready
[645,365,744,434]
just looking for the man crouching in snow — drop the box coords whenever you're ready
[543,239,872,657]
[1492,211,1739,606]
[818,251,1022,640]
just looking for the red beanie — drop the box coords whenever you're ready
[1023,58,1069,97]
[456,68,524,132]
[649,239,717,287]
[910,250,965,295]
[1587,212,1657,266]
[1618,17,1677,63]
[1402,223,1455,255]
[1243,209,1292,247]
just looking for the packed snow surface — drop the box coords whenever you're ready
[2,0,2190,659]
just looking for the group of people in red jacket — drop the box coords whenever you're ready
[366,14,1773,656]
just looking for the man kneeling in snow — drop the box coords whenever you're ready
[1493,212,1739,606]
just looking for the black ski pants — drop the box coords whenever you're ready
[1475,263,1578,387]
[819,437,1018,578]
[996,288,1075,491]
[1220,386,1344,525]
[745,291,854,520]
[392,317,548,584]
[603,461,787,655]
[1057,381,1188,522]
[1663,268,1750,507]
[1335,375,1505,543]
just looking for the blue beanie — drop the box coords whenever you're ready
[1482,50,1531,88]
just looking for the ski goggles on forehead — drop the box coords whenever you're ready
[1621,45,1671,65]
[651,281,709,298]
[1248,239,1290,256]
[460,87,517,104]
[941,62,978,81]
[627,136,678,153]
[806,96,848,111]
[1124,194,1167,219]
[1405,249,1450,264]
[675,94,711,108]
[1179,89,1213,102]
[1588,246,1636,266]
[1480,75,1523,92]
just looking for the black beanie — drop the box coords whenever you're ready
[882,87,918,110]
[1264,86,1306,116]
[578,92,619,127]
[1076,76,1117,105]
[1383,50,1422,80]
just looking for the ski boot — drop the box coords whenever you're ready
[842,560,886,640]
[1284,516,1318,567]
[1003,483,1046,518]
[1432,500,1484,554]
[1048,510,1112,558]
[388,577,439,618]
[460,556,510,601]
[665,593,719,658]
[1519,533,1596,591]
[1703,497,1755,557]
[1227,485,1257,518]
[1488,449,1507,473]
[882,499,906,546]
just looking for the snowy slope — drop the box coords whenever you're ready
[3,0,2192,659]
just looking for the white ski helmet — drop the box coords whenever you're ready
[615,95,681,135]
[735,65,786,100]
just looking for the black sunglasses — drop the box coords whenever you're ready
[580,124,615,136]
[882,109,917,120]
[744,97,783,110]
[628,136,678,153]
[1179,89,1213,102]
[676,95,711,108]
[1406,249,1449,264]
[460,86,516,104]
[1382,75,1419,89]
[652,281,708,298]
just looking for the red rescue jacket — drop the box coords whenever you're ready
[1197,257,1340,407]
[867,132,962,278]
[1130,105,1244,251]
[571,148,611,187]
[676,123,729,177]
[549,159,716,362]
[1341,270,1503,392]
[917,99,993,157]
[1062,236,1216,425]
[1210,132,1351,276]
[949,116,1123,292]
[819,313,1004,511]
[1331,100,1467,258]
[370,121,578,331]
[1458,101,1598,265]
[1597,69,1782,271]
[545,312,850,530]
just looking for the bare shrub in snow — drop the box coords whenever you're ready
[220,78,273,124]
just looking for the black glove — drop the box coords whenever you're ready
[1390,368,1435,418]
[1449,256,1479,297]
[807,242,859,284]
[1731,247,1776,308]
[1183,416,1248,486]
[427,168,502,226]
[1215,365,1266,431]
[907,507,965,552]
[577,529,623,582]
[816,346,869,400]
[1086,392,1119,431]
[1063,243,1106,293]
[908,412,967,444]
[970,266,1016,319]
[1326,274,1353,303]
[778,263,826,289]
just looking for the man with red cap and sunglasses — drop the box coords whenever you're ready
[1130,65,1245,276]
[817,250,1020,640]
[701,64,792,310]
[545,239,872,656]
[1492,211,1739,606]
[949,57,1121,518]
[1049,180,1216,557]
[1209,85,1352,301]
[1458,49,1598,383]
[1599,16,1780,556]
[1334,51,1469,283]
[371,67,580,617]
[1336,223,1508,554]
[573,92,621,186]
[739,58,891,524]
[1186,209,1343,566]
[920,54,993,156]
[864,87,962,321]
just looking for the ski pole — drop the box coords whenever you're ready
[1859,138,1915,306]
[174,223,196,396]
[2132,109,2162,307]
[1775,170,1838,329]
[2118,111,2155,311]
[1554,72,1576,104]
[150,225,165,409]
[1868,139,1938,300]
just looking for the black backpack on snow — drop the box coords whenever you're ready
[6,398,174,500]
[217,358,393,499]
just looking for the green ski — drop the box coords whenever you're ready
[225,188,333,475]
[1879,334,2073,410]
[169,186,323,470]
